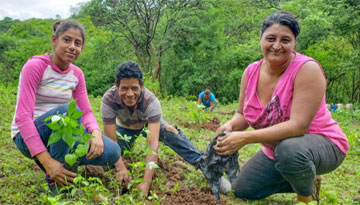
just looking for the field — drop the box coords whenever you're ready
[0,84,359,204]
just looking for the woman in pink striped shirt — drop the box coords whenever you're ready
[214,12,348,203]
[11,20,120,195]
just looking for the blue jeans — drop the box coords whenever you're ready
[204,102,217,112]
[116,119,203,166]
[232,134,346,199]
[14,103,121,171]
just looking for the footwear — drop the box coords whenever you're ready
[312,175,321,203]
[219,176,231,194]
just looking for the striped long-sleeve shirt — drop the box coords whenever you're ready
[11,53,99,157]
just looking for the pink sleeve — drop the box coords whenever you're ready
[72,67,100,133]
[15,59,47,157]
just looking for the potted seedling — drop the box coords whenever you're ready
[44,99,94,172]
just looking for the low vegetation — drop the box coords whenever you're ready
[0,85,359,204]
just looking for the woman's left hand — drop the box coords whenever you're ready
[214,131,248,155]
[86,129,104,159]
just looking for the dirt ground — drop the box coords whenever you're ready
[75,116,229,204]
[183,117,221,132]
[85,155,226,204]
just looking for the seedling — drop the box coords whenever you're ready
[44,99,94,167]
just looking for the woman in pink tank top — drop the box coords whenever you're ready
[214,12,348,203]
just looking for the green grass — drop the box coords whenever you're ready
[0,84,359,204]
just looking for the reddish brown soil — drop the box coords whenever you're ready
[87,156,226,204]
[183,117,221,132]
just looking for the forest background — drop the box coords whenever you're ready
[0,0,360,106]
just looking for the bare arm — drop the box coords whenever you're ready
[139,121,160,194]
[216,71,249,135]
[215,61,326,155]
[197,96,202,105]
[104,123,130,182]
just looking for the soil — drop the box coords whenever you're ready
[87,155,226,204]
[183,117,221,132]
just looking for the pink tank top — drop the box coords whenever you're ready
[243,52,349,159]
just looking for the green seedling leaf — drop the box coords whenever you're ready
[117,132,131,142]
[71,187,78,197]
[75,144,87,157]
[172,182,179,194]
[123,150,131,157]
[146,161,159,170]
[69,119,79,128]
[72,127,82,135]
[65,153,77,167]
[43,115,53,122]
[64,116,70,124]
[47,130,63,146]
[79,133,95,143]
[68,100,77,117]
[46,122,61,130]
[63,128,74,148]
[143,127,150,135]
[146,149,158,155]
[71,110,83,119]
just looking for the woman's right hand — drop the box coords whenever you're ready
[215,122,232,135]
[46,159,77,186]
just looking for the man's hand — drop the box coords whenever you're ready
[87,129,104,159]
[114,158,132,184]
[116,167,132,184]
[138,182,150,195]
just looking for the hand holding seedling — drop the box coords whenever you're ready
[214,131,248,155]
[86,129,104,159]
[46,158,77,186]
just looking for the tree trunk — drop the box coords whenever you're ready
[135,49,146,70]
[151,41,161,82]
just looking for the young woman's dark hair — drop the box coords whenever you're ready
[53,20,86,44]
[260,12,300,39]
[116,61,143,85]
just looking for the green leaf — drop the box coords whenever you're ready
[47,130,63,146]
[43,115,53,122]
[68,99,76,117]
[72,127,82,135]
[74,144,87,157]
[71,110,83,120]
[65,153,77,167]
[69,119,79,128]
[46,122,61,130]
[79,133,95,143]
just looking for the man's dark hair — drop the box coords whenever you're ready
[116,61,143,85]
[260,12,300,39]
[204,89,211,95]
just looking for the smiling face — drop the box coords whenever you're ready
[260,23,296,65]
[51,27,83,70]
[117,78,143,108]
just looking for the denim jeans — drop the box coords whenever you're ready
[116,118,203,166]
[232,134,346,199]
[204,102,217,112]
[14,103,121,171]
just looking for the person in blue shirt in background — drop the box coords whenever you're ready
[197,89,217,112]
